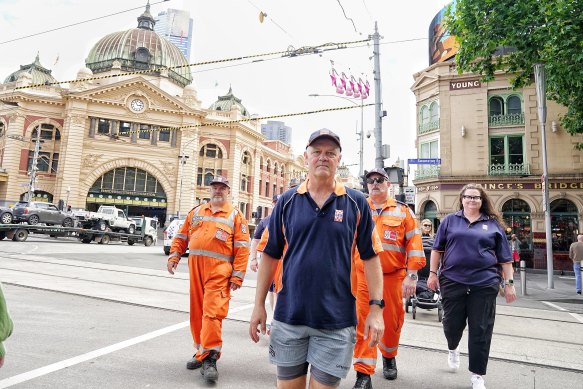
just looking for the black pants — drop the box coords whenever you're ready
[439,276,498,375]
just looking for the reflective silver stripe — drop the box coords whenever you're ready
[169,252,181,258]
[408,250,425,257]
[200,215,234,229]
[231,270,245,279]
[228,209,238,224]
[380,210,406,218]
[189,250,234,262]
[382,243,406,253]
[352,357,376,365]
[405,229,421,239]
[201,346,222,353]
[175,233,188,240]
[378,341,398,354]
[234,241,249,247]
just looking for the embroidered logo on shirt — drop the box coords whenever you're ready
[384,230,397,240]
[241,224,248,234]
[192,215,203,227]
[482,224,488,231]
[334,209,344,222]
[215,229,228,242]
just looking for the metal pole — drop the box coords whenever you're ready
[534,63,554,289]
[28,130,42,201]
[359,97,364,177]
[371,22,383,169]
[177,153,185,219]
[520,260,527,296]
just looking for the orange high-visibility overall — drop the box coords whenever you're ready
[353,198,425,375]
[168,202,249,362]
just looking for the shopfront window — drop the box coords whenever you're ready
[550,199,579,252]
[502,199,532,251]
[422,200,439,230]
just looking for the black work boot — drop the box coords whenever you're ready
[201,350,219,382]
[382,356,397,380]
[186,355,202,370]
[352,371,373,389]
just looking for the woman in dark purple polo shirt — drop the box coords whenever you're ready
[427,183,517,389]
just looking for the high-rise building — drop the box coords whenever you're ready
[154,9,193,61]
[261,120,292,145]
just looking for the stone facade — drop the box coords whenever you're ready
[411,61,583,270]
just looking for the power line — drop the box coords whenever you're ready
[12,38,371,90]
[335,0,361,35]
[0,0,171,46]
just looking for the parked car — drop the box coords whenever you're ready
[12,201,75,227]
[0,206,13,224]
[163,217,185,255]
[130,216,159,247]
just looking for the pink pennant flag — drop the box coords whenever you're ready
[352,76,360,98]
[330,69,338,88]
[337,72,347,94]
[345,73,354,97]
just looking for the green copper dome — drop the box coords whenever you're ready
[4,53,57,85]
[85,3,192,87]
[209,87,249,117]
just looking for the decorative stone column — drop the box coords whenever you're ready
[56,112,88,208]
[1,112,27,202]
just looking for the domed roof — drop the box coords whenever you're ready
[85,3,192,87]
[4,53,57,85]
[209,87,250,117]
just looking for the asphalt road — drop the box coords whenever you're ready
[0,235,582,388]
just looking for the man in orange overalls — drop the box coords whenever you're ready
[352,168,425,388]
[167,175,250,383]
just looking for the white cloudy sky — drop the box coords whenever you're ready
[0,0,450,176]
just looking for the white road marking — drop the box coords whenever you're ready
[541,301,567,311]
[568,312,583,324]
[0,303,255,388]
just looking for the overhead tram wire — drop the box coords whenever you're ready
[0,0,171,46]
[12,38,372,91]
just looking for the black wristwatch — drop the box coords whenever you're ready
[369,299,385,309]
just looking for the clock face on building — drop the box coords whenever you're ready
[130,98,145,112]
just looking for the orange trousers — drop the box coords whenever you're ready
[353,264,405,375]
[188,254,232,362]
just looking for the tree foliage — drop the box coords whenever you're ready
[446,0,583,147]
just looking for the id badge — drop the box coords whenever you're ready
[215,229,228,242]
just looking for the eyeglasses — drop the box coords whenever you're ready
[366,177,387,184]
[462,195,482,201]
[422,224,432,227]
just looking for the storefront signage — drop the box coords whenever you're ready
[436,182,583,191]
[449,79,481,91]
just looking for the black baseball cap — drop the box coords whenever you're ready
[306,129,342,151]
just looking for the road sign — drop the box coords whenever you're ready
[404,186,415,204]
[407,158,441,165]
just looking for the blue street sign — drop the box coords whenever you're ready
[407,158,441,165]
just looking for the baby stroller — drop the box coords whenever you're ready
[405,248,443,322]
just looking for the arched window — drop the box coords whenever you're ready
[550,199,579,251]
[502,199,532,251]
[489,96,504,116]
[240,151,252,193]
[197,143,225,186]
[420,106,429,125]
[266,160,271,173]
[422,201,439,230]
[273,162,279,176]
[429,102,439,122]
[507,95,522,115]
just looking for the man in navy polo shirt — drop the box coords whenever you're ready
[249,129,385,389]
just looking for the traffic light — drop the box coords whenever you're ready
[360,170,369,194]
[383,167,404,186]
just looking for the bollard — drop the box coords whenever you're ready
[520,260,527,296]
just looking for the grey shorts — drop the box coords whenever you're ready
[268,320,356,379]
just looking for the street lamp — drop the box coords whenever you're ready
[65,186,71,211]
[308,94,366,177]
[177,137,198,219]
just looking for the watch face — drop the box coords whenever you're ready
[130,98,145,112]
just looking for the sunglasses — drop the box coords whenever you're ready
[462,195,482,201]
[422,224,432,227]
[366,177,387,184]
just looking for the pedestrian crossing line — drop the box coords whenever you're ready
[0,303,255,388]
[541,301,567,311]
[568,312,583,324]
